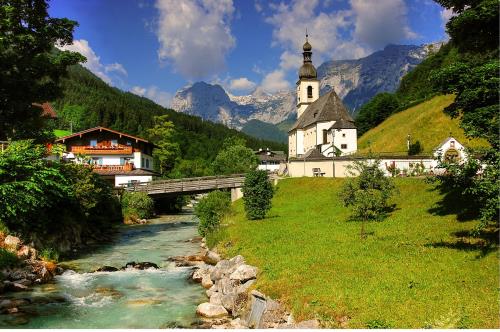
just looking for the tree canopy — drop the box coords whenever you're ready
[0,0,84,140]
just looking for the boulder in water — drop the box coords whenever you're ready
[94,266,119,272]
[122,262,159,270]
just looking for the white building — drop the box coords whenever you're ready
[254,149,287,173]
[288,36,357,159]
[56,127,157,187]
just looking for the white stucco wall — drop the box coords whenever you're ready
[257,164,281,172]
[296,130,305,156]
[296,80,319,118]
[115,175,153,187]
[288,131,297,157]
[433,137,467,161]
[133,152,154,170]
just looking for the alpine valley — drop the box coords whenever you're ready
[171,43,443,142]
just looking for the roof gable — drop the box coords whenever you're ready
[290,90,354,131]
[55,126,151,144]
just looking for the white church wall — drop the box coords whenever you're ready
[296,130,305,155]
[288,131,297,157]
[296,80,319,118]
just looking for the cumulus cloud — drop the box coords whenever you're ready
[229,77,257,92]
[351,0,418,49]
[260,70,290,93]
[440,7,455,27]
[105,63,128,76]
[57,39,127,86]
[131,85,172,107]
[154,0,236,79]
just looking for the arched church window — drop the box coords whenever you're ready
[307,86,313,98]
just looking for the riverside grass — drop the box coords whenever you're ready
[357,95,490,154]
[213,177,499,328]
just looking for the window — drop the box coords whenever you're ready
[91,157,103,165]
[341,144,347,149]
[120,157,125,166]
[450,141,455,147]
[322,130,328,144]
[307,86,313,98]
[141,157,145,168]
[90,139,97,147]
[111,139,118,147]
[126,141,132,146]
[146,159,150,169]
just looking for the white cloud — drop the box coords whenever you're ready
[154,0,236,79]
[254,0,263,12]
[229,77,257,92]
[260,70,290,93]
[57,39,127,86]
[440,7,455,26]
[105,63,128,76]
[351,0,418,49]
[131,85,172,107]
[279,51,302,70]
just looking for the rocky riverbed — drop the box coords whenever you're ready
[180,237,321,329]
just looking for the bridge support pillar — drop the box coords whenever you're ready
[231,187,243,202]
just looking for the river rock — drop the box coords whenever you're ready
[13,279,32,287]
[221,293,237,312]
[201,275,213,289]
[210,259,242,281]
[123,262,159,270]
[16,245,34,260]
[196,302,228,318]
[209,292,223,305]
[4,281,29,292]
[295,319,321,329]
[216,277,240,295]
[192,267,211,283]
[4,235,21,251]
[237,279,255,294]
[203,251,221,265]
[94,266,119,272]
[230,264,258,282]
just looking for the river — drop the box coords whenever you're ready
[0,213,206,328]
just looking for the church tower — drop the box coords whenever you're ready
[296,34,319,118]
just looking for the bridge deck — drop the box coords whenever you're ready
[125,174,247,196]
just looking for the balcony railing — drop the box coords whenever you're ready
[70,145,133,155]
[86,163,134,172]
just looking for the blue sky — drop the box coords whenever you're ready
[49,0,451,107]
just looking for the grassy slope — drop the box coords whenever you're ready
[357,95,489,154]
[53,129,71,138]
[215,178,499,328]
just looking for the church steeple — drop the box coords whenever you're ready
[299,34,317,79]
[296,33,319,118]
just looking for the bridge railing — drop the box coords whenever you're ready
[126,173,248,194]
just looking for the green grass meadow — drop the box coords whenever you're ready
[213,178,499,328]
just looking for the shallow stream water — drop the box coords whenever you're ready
[0,213,206,328]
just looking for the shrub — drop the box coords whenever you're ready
[366,319,393,329]
[242,170,274,220]
[39,248,59,263]
[408,140,423,155]
[0,248,18,269]
[121,192,154,220]
[340,159,396,238]
[195,190,231,236]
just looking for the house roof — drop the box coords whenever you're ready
[55,126,152,145]
[432,136,464,151]
[290,90,354,131]
[33,102,57,119]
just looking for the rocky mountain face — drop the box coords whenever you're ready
[318,43,443,112]
[171,82,294,129]
[170,43,443,132]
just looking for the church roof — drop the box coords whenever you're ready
[290,90,354,131]
[329,118,357,130]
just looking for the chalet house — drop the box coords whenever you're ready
[55,127,157,187]
[254,149,287,173]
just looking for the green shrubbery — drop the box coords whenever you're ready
[195,190,231,236]
[340,160,396,238]
[242,170,274,220]
[0,248,19,268]
[121,192,155,221]
[0,140,122,252]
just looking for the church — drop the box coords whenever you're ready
[288,36,358,159]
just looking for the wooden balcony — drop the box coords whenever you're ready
[70,145,133,155]
[87,163,134,172]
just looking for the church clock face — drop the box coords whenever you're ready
[444,148,460,162]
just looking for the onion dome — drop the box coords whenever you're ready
[299,34,317,79]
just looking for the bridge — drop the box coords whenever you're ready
[125,174,250,201]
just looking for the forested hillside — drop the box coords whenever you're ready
[53,65,286,163]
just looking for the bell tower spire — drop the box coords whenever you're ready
[296,33,319,118]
